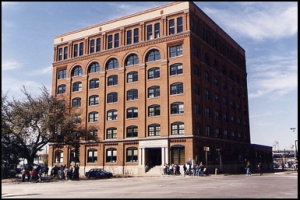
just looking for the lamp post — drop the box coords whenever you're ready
[204,146,209,169]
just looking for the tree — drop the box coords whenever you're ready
[1,85,96,168]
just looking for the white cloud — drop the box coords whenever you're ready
[248,51,297,99]
[31,65,52,75]
[2,61,21,71]
[202,2,298,40]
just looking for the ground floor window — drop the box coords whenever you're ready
[87,148,97,163]
[171,145,185,165]
[126,147,138,162]
[55,150,63,163]
[106,148,117,163]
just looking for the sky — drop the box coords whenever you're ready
[2,1,298,151]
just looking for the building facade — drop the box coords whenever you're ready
[49,2,272,175]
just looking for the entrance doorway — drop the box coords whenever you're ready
[147,148,161,166]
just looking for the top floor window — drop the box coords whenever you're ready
[154,23,160,38]
[169,19,175,35]
[147,24,152,40]
[134,28,139,43]
[58,48,62,61]
[73,44,78,57]
[79,42,84,56]
[114,33,119,48]
[108,35,113,49]
[177,17,183,33]
[90,39,95,53]
[146,49,160,62]
[127,30,132,45]
[96,38,101,52]
[63,47,68,60]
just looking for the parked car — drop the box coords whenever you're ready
[273,161,280,169]
[85,168,113,179]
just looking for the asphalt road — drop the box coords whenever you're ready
[2,171,298,199]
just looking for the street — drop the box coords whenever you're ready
[2,171,298,198]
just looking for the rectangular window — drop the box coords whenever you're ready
[169,19,175,35]
[134,28,139,43]
[63,47,68,60]
[74,44,78,57]
[58,48,62,61]
[154,23,160,38]
[114,33,119,48]
[90,39,95,53]
[58,69,66,79]
[177,17,183,33]
[79,42,84,56]
[127,30,132,45]
[170,45,182,58]
[96,38,101,52]
[147,24,152,40]
[108,35,113,49]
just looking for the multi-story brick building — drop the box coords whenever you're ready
[49,1,272,176]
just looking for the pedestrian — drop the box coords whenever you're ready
[21,168,26,182]
[257,162,263,176]
[245,161,251,176]
[199,162,205,176]
[74,164,79,179]
[60,164,65,180]
[183,163,187,176]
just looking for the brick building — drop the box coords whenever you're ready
[49,2,272,175]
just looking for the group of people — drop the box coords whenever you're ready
[21,165,49,182]
[183,162,206,176]
[245,161,263,176]
[163,161,206,176]
[50,164,80,180]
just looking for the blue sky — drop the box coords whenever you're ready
[2,1,298,151]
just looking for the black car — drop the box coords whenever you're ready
[85,168,113,179]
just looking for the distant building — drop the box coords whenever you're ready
[49,1,272,175]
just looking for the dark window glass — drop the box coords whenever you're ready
[90,39,95,53]
[148,67,160,79]
[74,44,78,57]
[169,19,175,35]
[58,69,66,79]
[127,71,138,83]
[134,28,139,43]
[63,47,68,59]
[170,82,183,95]
[79,42,84,56]
[148,86,160,98]
[127,30,132,45]
[107,92,118,103]
[108,35,113,49]
[89,95,99,106]
[114,33,119,48]
[177,17,183,33]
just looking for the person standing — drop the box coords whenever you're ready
[245,161,251,176]
[257,162,263,176]
[21,168,26,182]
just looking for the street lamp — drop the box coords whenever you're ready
[204,146,209,169]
